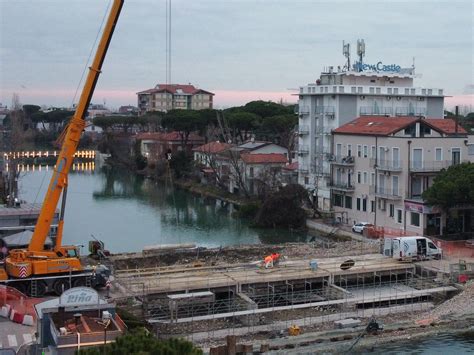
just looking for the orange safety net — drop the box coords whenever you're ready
[430,238,474,258]
[364,226,419,239]
[0,285,43,320]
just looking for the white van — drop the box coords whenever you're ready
[383,236,442,261]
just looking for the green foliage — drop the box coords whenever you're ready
[170,151,192,178]
[76,328,202,355]
[197,108,219,127]
[422,162,474,210]
[22,104,41,117]
[162,110,204,133]
[135,154,148,170]
[93,115,162,132]
[256,114,297,148]
[242,100,293,118]
[46,109,74,124]
[254,184,308,228]
[236,202,261,219]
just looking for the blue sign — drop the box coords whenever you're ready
[353,61,401,73]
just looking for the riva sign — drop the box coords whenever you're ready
[354,61,401,73]
[59,287,99,306]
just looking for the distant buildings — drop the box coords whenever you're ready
[298,42,445,211]
[87,103,111,118]
[136,131,205,163]
[118,105,138,115]
[137,84,214,115]
[331,116,471,236]
[193,140,289,196]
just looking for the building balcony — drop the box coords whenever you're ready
[298,165,309,174]
[395,107,426,116]
[371,158,403,172]
[299,84,444,97]
[298,145,309,155]
[315,106,335,115]
[410,160,469,173]
[311,163,331,177]
[332,155,355,166]
[315,127,332,135]
[299,106,310,115]
[298,125,310,135]
[370,186,402,200]
[360,106,393,115]
[330,182,355,192]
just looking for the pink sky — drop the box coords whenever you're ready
[1,88,472,111]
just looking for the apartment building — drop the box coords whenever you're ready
[137,84,214,115]
[298,43,444,211]
[330,116,470,237]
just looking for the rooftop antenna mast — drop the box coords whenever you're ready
[165,0,172,85]
[342,41,351,71]
[356,39,365,72]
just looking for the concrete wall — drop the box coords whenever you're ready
[338,95,357,124]
[426,97,444,117]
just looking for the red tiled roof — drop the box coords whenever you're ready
[425,119,467,134]
[193,141,233,153]
[137,84,214,96]
[333,116,417,136]
[135,131,204,142]
[333,116,466,136]
[241,153,288,164]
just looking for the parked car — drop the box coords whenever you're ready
[352,222,373,234]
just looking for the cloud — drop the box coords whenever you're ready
[1,0,472,107]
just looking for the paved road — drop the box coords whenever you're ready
[0,318,36,353]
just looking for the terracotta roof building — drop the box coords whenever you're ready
[137,84,214,115]
[136,131,204,162]
[240,153,288,164]
[193,141,233,154]
[333,116,467,136]
[330,116,471,238]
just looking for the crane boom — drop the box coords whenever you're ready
[29,0,124,252]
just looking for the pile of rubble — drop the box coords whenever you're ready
[110,241,379,270]
[422,281,474,320]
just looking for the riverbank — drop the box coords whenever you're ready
[109,240,379,269]
[172,179,252,207]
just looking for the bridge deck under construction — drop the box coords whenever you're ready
[114,254,415,296]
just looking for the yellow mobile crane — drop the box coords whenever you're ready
[0,0,124,296]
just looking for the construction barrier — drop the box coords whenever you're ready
[430,237,474,258]
[0,285,43,326]
[364,226,419,239]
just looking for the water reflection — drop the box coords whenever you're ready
[364,331,474,355]
[19,166,307,252]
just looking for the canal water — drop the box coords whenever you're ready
[18,166,307,253]
[365,331,474,354]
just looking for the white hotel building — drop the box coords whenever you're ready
[297,56,445,211]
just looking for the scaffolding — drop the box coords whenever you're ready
[113,250,461,345]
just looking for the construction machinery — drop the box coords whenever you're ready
[0,0,124,297]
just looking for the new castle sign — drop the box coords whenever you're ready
[354,61,401,73]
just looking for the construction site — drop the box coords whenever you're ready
[108,237,474,353]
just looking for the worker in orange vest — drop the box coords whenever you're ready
[264,253,281,268]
